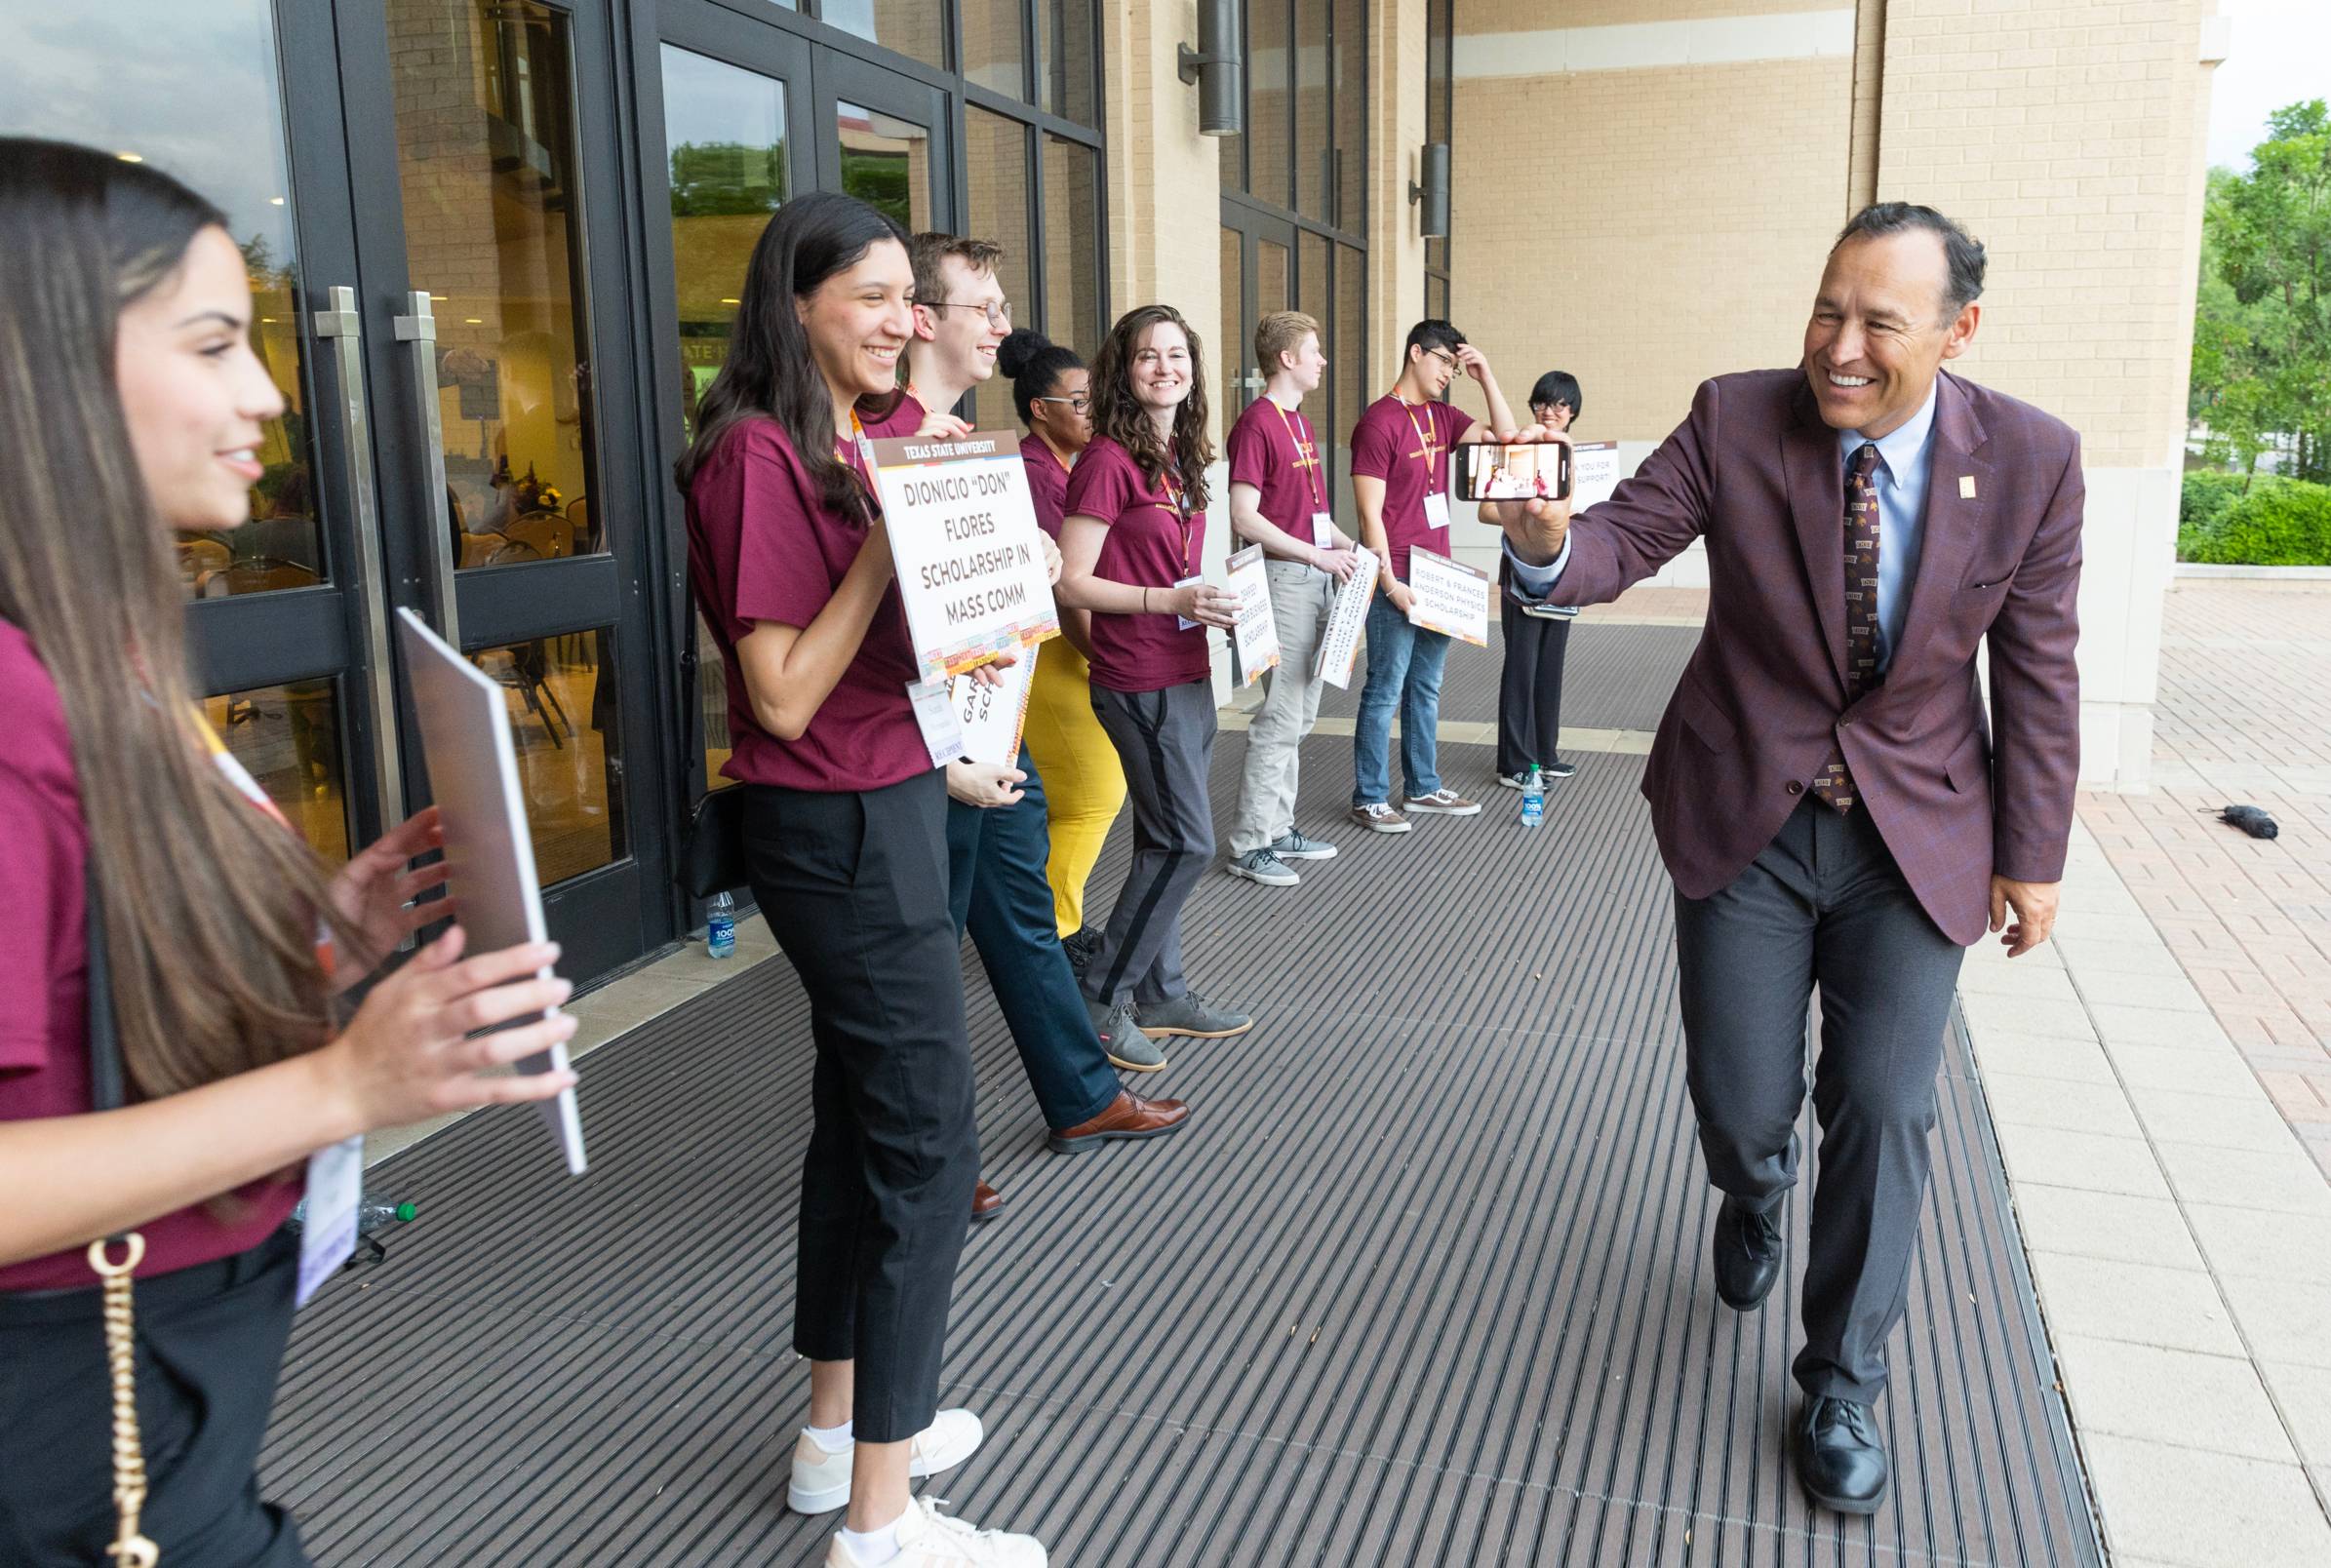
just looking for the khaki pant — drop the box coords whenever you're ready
[1229,560,1337,857]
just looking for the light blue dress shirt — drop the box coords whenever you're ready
[1502,381,1941,674]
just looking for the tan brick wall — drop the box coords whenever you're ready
[1446,56,1852,441]
[1848,0,1885,212]
[1874,0,2216,470]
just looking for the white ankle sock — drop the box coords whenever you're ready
[805,1419,853,1453]
[837,1513,902,1564]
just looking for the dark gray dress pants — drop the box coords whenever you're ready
[1674,794,1967,1404]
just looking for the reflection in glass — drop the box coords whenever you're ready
[389,0,604,572]
[1259,239,1289,320]
[1296,0,1329,221]
[821,0,944,71]
[661,46,788,447]
[0,2,325,597]
[202,679,351,865]
[1333,0,1365,230]
[965,108,1031,426]
[837,103,934,235]
[1040,135,1102,357]
[1335,241,1363,502]
[696,612,736,794]
[1249,0,1292,207]
[1034,0,1097,126]
[961,0,1025,98]
[1220,228,1245,423]
[470,632,627,885]
[1300,230,1330,427]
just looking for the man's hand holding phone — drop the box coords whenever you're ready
[1486,425,1574,568]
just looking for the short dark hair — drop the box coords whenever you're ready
[1404,318,1465,361]
[1834,203,1986,317]
[908,231,1005,307]
[1527,371,1582,420]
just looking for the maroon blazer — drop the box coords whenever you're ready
[1557,369,2083,945]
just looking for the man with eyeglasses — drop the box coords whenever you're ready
[1347,319,1520,835]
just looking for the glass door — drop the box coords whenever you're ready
[336,0,672,980]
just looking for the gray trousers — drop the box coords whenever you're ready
[1674,795,1966,1404]
[1229,560,1337,856]
[1086,680,1219,1006]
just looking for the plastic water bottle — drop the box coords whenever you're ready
[1521,765,1546,829]
[358,1198,417,1236]
[706,890,736,959]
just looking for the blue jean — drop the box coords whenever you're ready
[948,746,1123,1132]
[1351,592,1452,804]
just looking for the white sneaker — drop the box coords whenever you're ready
[789,1409,986,1514]
[824,1497,1048,1566]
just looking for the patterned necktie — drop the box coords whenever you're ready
[1810,442,1883,813]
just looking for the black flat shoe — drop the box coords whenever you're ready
[1793,1395,1889,1513]
[1712,1195,1782,1311]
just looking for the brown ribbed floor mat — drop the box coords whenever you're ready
[261,732,2100,1566]
[1313,620,1702,732]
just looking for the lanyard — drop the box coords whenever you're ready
[1159,454,1197,571]
[1398,396,1442,491]
[836,410,881,526]
[1271,398,1327,511]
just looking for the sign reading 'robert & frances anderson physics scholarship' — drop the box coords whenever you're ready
[870,430,1060,682]
[1404,547,1489,647]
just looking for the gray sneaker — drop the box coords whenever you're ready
[1134,992,1253,1039]
[1226,848,1299,886]
[1086,996,1167,1072]
[1269,830,1337,861]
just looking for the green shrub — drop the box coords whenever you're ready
[2181,469,2248,529]
[2181,475,2331,567]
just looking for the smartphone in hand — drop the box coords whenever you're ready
[1454,442,1571,504]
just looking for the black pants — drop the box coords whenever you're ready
[1674,796,1966,1404]
[1496,590,1572,776]
[0,1228,308,1567]
[741,768,979,1442]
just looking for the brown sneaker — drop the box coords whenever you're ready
[970,1179,1004,1222]
[1349,802,1412,835]
[1403,788,1482,817]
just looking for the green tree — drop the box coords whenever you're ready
[668,140,786,217]
[2191,101,2331,483]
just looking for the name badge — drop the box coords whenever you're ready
[1173,573,1204,631]
[905,676,968,768]
[296,1136,364,1307]
[1423,490,1451,531]
[1311,511,1334,549]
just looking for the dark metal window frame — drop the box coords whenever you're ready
[1219,0,1369,249]
[1423,0,1451,318]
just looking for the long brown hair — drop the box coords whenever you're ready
[1087,304,1213,510]
[0,138,339,1099]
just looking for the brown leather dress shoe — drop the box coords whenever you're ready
[1046,1089,1190,1155]
[970,1179,1004,1222]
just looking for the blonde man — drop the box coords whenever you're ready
[1223,311,1364,885]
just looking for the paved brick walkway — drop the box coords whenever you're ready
[2078,580,2331,1178]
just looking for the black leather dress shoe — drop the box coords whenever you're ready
[1711,1195,1782,1311]
[1793,1396,1889,1513]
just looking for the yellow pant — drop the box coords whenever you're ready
[1022,637,1128,936]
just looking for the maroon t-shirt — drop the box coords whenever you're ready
[1020,433,1074,539]
[1350,394,1474,580]
[0,623,301,1292]
[859,389,925,442]
[686,416,929,792]
[1061,436,1209,693]
[1226,395,1331,553]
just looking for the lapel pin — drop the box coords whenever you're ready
[1958,475,1978,499]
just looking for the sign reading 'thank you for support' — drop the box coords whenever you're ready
[870,430,1060,682]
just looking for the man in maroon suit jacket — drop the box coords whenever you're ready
[1495,204,2081,1515]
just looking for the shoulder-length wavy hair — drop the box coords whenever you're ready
[1086,304,1213,511]
[676,190,910,515]
[0,138,342,1099]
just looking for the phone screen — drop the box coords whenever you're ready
[1455,443,1570,503]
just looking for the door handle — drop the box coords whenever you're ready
[310,285,406,822]
[392,291,462,647]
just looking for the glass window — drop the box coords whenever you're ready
[471,631,627,885]
[1248,0,1291,208]
[1295,0,1329,222]
[660,46,789,449]
[0,1,324,597]
[837,102,936,234]
[1258,238,1289,320]
[1034,0,1097,126]
[1335,242,1364,460]
[1332,0,1364,230]
[821,0,945,72]
[1041,135,1102,356]
[964,108,1032,427]
[1220,228,1245,422]
[202,679,351,865]
[961,0,1025,98]
[388,0,605,572]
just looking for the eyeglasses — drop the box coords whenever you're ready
[1035,393,1091,413]
[923,299,1013,330]
[1423,348,1458,370]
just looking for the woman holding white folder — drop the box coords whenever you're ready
[0,140,578,1567]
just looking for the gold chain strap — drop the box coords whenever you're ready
[86,1234,160,1568]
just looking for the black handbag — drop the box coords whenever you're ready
[675,643,751,898]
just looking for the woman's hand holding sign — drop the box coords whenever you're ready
[1166,581,1240,629]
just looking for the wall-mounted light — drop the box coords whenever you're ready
[1408,142,1450,238]
[1178,0,1244,137]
